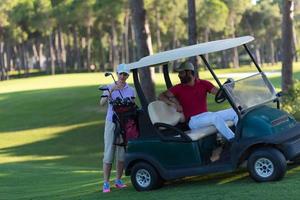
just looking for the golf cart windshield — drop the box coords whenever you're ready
[223,72,277,112]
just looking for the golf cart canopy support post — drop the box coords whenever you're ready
[132,68,148,111]
[163,63,172,89]
[243,44,262,73]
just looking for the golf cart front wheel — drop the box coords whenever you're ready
[131,162,163,191]
[247,148,286,182]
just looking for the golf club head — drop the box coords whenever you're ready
[105,72,112,77]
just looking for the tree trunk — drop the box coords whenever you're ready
[154,6,162,73]
[122,11,130,64]
[270,40,275,65]
[19,43,27,76]
[49,33,56,75]
[65,30,72,69]
[58,26,66,73]
[0,41,6,80]
[292,25,298,62]
[172,20,177,49]
[0,42,4,69]
[13,45,21,76]
[54,30,60,70]
[111,20,119,71]
[229,14,239,68]
[255,45,261,66]
[281,0,294,93]
[128,15,136,62]
[204,27,210,63]
[38,42,44,71]
[32,41,40,70]
[187,0,199,77]
[99,36,105,72]
[155,7,161,52]
[5,39,11,73]
[87,25,92,71]
[73,27,81,71]
[129,0,156,102]
[221,50,229,68]
[80,37,87,70]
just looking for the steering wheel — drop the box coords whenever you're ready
[215,88,226,103]
[215,78,234,104]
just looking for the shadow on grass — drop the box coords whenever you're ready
[0,85,107,133]
[0,122,105,199]
[0,123,103,168]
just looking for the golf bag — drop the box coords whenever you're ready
[112,101,139,147]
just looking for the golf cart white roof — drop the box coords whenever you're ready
[125,36,254,70]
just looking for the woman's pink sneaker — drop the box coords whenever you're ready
[114,179,127,189]
[102,182,111,193]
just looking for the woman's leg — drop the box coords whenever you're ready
[103,163,112,182]
[103,121,116,183]
[115,137,125,180]
[116,160,124,180]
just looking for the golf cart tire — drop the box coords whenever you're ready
[247,147,286,182]
[131,162,163,191]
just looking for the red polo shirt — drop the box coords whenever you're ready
[169,79,214,120]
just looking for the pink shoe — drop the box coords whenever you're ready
[114,179,127,189]
[102,182,110,193]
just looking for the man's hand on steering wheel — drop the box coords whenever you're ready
[215,88,226,103]
[214,78,234,104]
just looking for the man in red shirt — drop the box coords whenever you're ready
[158,61,237,141]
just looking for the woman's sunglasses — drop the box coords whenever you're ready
[119,72,129,76]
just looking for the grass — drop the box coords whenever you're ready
[1,63,300,199]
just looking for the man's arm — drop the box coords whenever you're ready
[158,90,183,112]
[210,86,219,95]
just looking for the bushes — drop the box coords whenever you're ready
[282,80,300,119]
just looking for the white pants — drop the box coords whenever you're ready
[188,108,238,140]
[103,120,125,164]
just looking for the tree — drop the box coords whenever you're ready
[0,0,15,80]
[94,0,125,70]
[145,0,186,51]
[223,0,251,68]
[281,0,294,93]
[129,0,156,102]
[196,0,228,63]
[187,0,199,76]
[240,1,281,65]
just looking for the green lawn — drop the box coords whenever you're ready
[1,64,300,200]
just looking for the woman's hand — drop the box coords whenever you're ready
[111,83,123,92]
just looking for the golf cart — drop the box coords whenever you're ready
[122,36,300,191]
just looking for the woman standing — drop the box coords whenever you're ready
[100,64,135,193]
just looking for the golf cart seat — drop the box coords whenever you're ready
[148,100,185,125]
[148,100,234,141]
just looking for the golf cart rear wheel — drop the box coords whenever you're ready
[131,162,163,191]
[247,148,286,182]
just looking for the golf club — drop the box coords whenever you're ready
[104,72,124,99]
